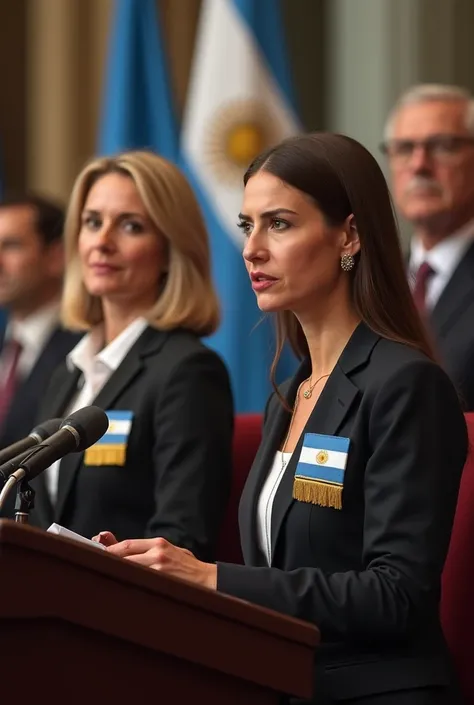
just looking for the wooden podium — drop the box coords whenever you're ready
[0,521,319,704]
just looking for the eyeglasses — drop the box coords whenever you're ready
[380,134,474,164]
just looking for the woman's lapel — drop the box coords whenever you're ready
[269,323,380,562]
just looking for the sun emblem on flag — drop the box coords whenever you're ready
[316,450,329,465]
[205,100,282,185]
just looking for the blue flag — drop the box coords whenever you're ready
[181,0,301,412]
[98,0,178,160]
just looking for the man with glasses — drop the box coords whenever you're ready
[382,84,474,410]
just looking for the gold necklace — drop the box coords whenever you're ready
[280,374,330,471]
[303,373,330,399]
[280,380,305,471]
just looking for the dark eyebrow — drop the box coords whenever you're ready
[82,209,145,220]
[238,208,298,220]
[0,234,24,244]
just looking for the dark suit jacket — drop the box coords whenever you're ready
[217,323,467,704]
[0,325,81,519]
[0,326,81,451]
[29,326,234,562]
[426,240,474,411]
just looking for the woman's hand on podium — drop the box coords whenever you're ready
[92,533,217,590]
[93,531,118,547]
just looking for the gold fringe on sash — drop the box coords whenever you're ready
[293,476,342,510]
[84,444,127,467]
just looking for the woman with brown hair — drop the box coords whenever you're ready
[29,150,233,562]
[97,134,467,704]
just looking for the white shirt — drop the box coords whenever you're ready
[44,317,149,503]
[0,301,61,383]
[256,451,292,565]
[409,219,474,310]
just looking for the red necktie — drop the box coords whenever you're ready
[413,262,435,314]
[0,339,22,430]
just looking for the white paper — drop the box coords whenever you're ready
[47,523,106,550]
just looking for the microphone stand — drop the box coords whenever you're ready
[0,446,42,519]
[14,480,35,524]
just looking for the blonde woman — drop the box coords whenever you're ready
[30,151,233,562]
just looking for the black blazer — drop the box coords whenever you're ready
[29,326,234,562]
[217,323,467,704]
[0,326,81,451]
[427,240,474,411]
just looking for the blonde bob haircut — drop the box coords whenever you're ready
[61,150,220,336]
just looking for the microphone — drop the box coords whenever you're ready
[0,447,49,485]
[0,418,62,469]
[4,406,109,486]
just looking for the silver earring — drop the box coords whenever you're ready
[340,253,355,272]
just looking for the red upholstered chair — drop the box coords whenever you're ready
[441,412,474,703]
[217,413,263,564]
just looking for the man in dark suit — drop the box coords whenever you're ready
[382,84,474,409]
[0,193,80,457]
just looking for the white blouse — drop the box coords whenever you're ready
[256,451,292,565]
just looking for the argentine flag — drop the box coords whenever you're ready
[297,434,350,487]
[181,0,301,413]
[98,0,178,161]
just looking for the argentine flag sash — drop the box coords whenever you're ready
[84,411,133,467]
[293,433,350,510]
